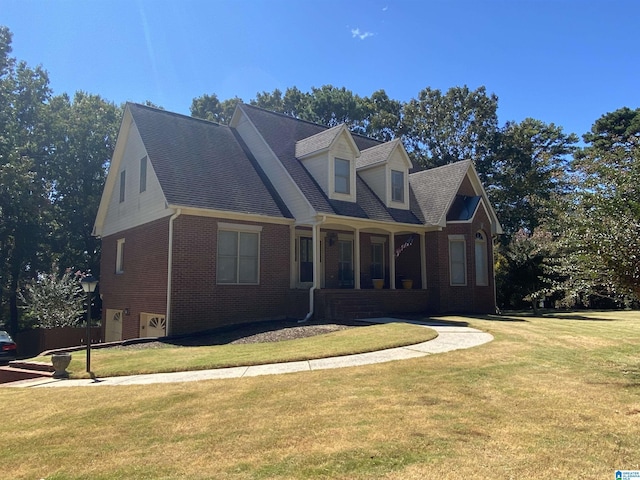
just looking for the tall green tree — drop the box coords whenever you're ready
[491,118,578,238]
[251,86,312,119]
[190,93,241,124]
[304,85,363,128]
[357,89,403,143]
[0,26,53,334]
[567,107,640,300]
[402,85,499,179]
[46,92,121,275]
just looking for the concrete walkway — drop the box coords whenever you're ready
[6,319,493,388]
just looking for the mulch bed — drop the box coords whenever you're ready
[113,319,361,350]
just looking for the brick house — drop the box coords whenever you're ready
[93,103,502,341]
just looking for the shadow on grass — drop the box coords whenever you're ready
[540,312,620,321]
[159,318,368,347]
[387,314,472,327]
[493,309,628,322]
[430,313,527,324]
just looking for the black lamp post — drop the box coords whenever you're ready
[80,273,98,374]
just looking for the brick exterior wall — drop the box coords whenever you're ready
[100,217,170,340]
[428,204,496,314]
[101,215,309,339]
[100,209,496,339]
[394,233,423,288]
[168,215,306,335]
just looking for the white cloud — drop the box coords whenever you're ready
[351,28,374,40]
[382,6,388,11]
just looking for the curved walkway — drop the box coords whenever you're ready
[8,319,493,388]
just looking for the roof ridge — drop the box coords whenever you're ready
[127,102,224,128]
[240,103,330,130]
[409,159,471,178]
[240,103,384,146]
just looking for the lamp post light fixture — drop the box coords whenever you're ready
[80,273,98,374]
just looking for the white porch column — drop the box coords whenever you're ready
[420,231,427,289]
[290,225,296,288]
[389,233,396,289]
[354,227,361,289]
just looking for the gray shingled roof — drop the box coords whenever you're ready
[128,103,292,219]
[240,104,422,225]
[129,102,470,228]
[409,160,472,226]
[356,139,400,170]
[295,124,345,158]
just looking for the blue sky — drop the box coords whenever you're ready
[2,0,639,138]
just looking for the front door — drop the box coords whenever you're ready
[105,309,123,342]
[338,239,354,288]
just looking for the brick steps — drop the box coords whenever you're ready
[327,296,384,321]
[9,360,54,372]
[0,362,54,384]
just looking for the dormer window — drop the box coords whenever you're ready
[391,170,404,203]
[334,158,350,194]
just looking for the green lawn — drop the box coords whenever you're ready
[2,310,639,480]
[31,322,437,378]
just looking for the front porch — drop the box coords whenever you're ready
[291,222,433,291]
[314,289,431,322]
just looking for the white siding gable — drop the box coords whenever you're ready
[359,165,386,203]
[386,148,410,210]
[296,126,360,203]
[100,120,170,237]
[301,152,329,193]
[357,140,412,210]
[328,131,358,202]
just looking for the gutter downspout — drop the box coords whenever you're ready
[165,208,182,335]
[299,215,325,323]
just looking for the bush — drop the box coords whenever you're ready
[20,265,85,328]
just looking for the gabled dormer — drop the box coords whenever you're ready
[295,124,360,202]
[356,139,412,210]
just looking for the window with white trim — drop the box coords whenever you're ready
[391,170,404,203]
[217,224,261,284]
[449,236,467,286]
[116,238,125,274]
[475,231,489,286]
[334,158,350,194]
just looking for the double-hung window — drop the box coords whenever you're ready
[334,158,350,194]
[449,235,467,286]
[217,224,261,284]
[391,170,404,203]
[475,231,489,286]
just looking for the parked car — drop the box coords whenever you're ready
[0,331,17,363]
